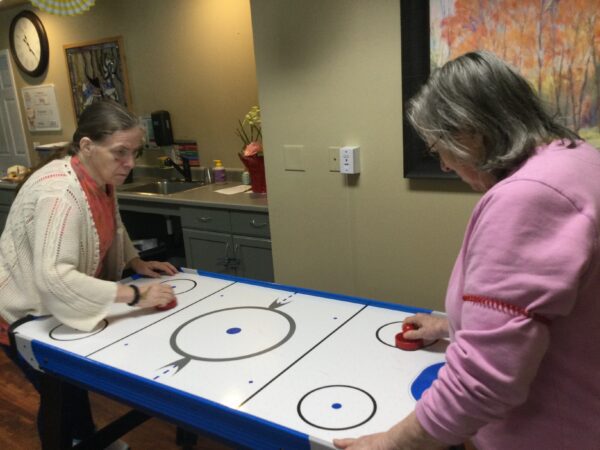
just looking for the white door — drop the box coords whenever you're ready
[0,49,30,169]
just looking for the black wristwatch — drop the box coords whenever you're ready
[128,284,141,306]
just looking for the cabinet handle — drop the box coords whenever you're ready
[197,216,212,223]
[250,219,267,228]
[230,244,241,270]
[218,242,231,268]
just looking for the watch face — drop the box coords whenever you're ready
[9,11,49,77]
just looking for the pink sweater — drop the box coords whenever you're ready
[416,141,600,448]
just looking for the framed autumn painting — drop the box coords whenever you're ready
[401,0,600,178]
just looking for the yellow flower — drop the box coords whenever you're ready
[236,106,262,149]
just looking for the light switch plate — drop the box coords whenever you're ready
[283,145,306,171]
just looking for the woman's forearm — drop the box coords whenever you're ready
[387,411,446,449]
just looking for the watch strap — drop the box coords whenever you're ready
[128,284,141,306]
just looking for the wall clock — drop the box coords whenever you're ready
[9,10,50,77]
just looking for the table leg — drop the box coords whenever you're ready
[176,426,198,449]
[40,373,73,450]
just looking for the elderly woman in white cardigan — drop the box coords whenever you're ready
[0,100,178,448]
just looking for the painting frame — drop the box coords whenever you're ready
[401,0,453,179]
[64,36,132,119]
[402,0,600,179]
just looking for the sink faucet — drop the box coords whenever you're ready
[164,157,192,182]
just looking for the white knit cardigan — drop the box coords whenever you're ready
[0,157,138,331]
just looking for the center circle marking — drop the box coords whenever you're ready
[171,306,296,362]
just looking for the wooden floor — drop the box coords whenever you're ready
[0,349,233,450]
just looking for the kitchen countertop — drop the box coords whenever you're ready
[0,178,268,213]
[0,180,19,191]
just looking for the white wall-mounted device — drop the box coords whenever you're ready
[340,146,361,174]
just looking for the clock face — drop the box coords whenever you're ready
[9,11,49,77]
[13,18,42,71]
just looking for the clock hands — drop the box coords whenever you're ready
[22,35,38,58]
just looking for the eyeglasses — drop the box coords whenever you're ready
[109,148,142,162]
[425,138,440,159]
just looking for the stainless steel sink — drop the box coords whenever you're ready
[120,180,202,195]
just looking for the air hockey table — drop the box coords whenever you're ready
[13,269,448,450]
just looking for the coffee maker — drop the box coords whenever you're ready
[151,110,174,146]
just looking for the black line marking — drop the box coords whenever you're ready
[160,278,197,295]
[237,304,368,408]
[85,281,236,358]
[297,384,377,430]
[168,306,296,362]
[49,319,108,341]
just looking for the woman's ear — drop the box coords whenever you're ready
[79,137,93,155]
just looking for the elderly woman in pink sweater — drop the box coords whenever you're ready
[335,51,600,449]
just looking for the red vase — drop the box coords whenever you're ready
[238,154,267,193]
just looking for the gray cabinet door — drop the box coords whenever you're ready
[183,229,233,275]
[233,235,274,282]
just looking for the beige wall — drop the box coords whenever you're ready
[0,0,258,168]
[251,0,481,311]
[2,0,482,311]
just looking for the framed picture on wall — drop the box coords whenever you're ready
[64,36,132,118]
[401,0,598,178]
[401,0,442,178]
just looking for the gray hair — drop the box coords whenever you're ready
[406,51,580,174]
[17,100,141,192]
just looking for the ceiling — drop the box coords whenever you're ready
[0,0,29,11]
